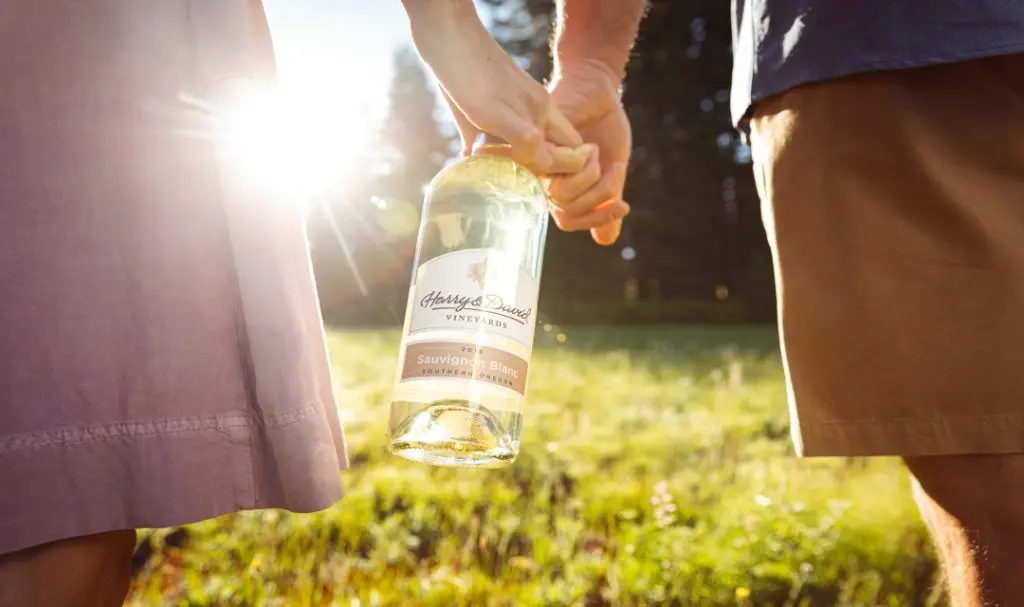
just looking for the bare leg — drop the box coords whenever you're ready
[905,455,1024,607]
[0,530,136,607]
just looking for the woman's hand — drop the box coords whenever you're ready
[404,0,622,231]
[404,0,585,175]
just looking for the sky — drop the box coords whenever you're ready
[263,0,413,125]
[249,1,507,198]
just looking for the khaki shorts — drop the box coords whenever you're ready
[751,53,1024,458]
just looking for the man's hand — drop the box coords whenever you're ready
[547,0,647,247]
[548,61,632,246]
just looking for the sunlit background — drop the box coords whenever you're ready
[214,0,764,328]
[220,1,429,197]
[217,0,493,319]
[129,3,943,605]
[209,0,459,310]
[264,0,409,128]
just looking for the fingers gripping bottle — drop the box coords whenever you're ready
[386,133,550,468]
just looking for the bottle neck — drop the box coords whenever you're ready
[471,132,514,159]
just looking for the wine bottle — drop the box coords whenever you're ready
[386,133,553,468]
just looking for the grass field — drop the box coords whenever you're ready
[126,325,942,607]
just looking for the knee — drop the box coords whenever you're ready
[904,454,1024,529]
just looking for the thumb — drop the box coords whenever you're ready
[591,161,629,245]
[544,104,584,148]
[591,215,623,246]
[439,86,478,156]
[452,114,478,157]
[493,110,545,172]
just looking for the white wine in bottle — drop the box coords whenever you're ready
[386,133,552,468]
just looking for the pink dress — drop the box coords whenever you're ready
[0,1,347,555]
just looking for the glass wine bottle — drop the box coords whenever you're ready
[386,133,550,468]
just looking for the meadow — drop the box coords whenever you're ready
[126,325,942,607]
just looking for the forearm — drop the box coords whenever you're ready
[552,0,648,83]
[400,0,491,66]
[400,0,479,31]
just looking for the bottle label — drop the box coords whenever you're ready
[407,248,539,347]
[401,342,529,395]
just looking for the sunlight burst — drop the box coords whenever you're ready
[218,84,361,200]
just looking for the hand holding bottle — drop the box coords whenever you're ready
[404,0,629,233]
[404,1,582,170]
[440,90,626,233]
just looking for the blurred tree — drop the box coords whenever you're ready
[620,1,736,302]
[478,0,556,80]
[479,0,629,317]
[311,46,456,323]
[316,1,777,325]
[376,45,456,204]
[482,0,775,322]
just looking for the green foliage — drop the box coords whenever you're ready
[376,45,455,198]
[475,0,778,321]
[477,0,556,80]
[309,46,453,316]
[538,299,749,326]
[127,327,942,606]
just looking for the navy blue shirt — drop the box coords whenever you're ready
[730,0,1024,130]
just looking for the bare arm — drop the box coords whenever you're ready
[547,0,648,246]
[400,0,493,67]
[552,0,649,85]
[398,0,592,173]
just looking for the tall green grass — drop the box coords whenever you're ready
[127,326,941,606]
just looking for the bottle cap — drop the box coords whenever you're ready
[471,132,510,155]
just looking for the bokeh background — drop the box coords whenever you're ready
[127,2,943,605]
[284,0,770,327]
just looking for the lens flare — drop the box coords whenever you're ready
[218,85,353,199]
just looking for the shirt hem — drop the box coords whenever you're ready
[733,43,1024,131]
